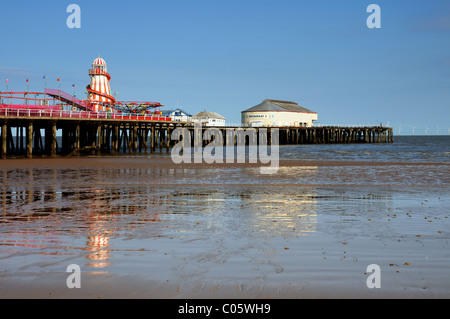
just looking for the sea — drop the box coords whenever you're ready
[280,135,450,163]
[0,136,449,298]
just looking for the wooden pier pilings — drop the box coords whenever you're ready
[277,126,394,145]
[0,117,393,159]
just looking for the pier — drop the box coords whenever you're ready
[0,55,393,159]
[0,111,393,159]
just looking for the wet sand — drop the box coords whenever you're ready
[0,156,449,298]
[1,156,450,169]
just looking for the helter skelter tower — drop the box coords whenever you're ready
[86,55,116,112]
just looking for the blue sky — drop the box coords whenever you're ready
[0,0,449,135]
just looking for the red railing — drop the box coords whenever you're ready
[0,104,61,111]
[0,108,172,122]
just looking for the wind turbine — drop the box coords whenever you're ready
[412,126,417,136]
[425,125,429,136]
[437,126,440,135]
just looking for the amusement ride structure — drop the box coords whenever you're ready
[0,56,165,119]
[86,56,116,111]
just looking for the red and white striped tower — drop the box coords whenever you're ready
[87,55,115,111]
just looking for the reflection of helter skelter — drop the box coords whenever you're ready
[84,195,112,267]
[86,234,111,268]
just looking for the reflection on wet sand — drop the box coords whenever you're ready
[0,158,448,298]
[0,165,323,281]
[86,235,110,269]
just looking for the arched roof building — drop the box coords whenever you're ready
[241,99,318,127]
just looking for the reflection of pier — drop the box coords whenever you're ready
[166,184,319,238]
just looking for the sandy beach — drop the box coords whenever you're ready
[0,156,449,299]
[2,0,450,304]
